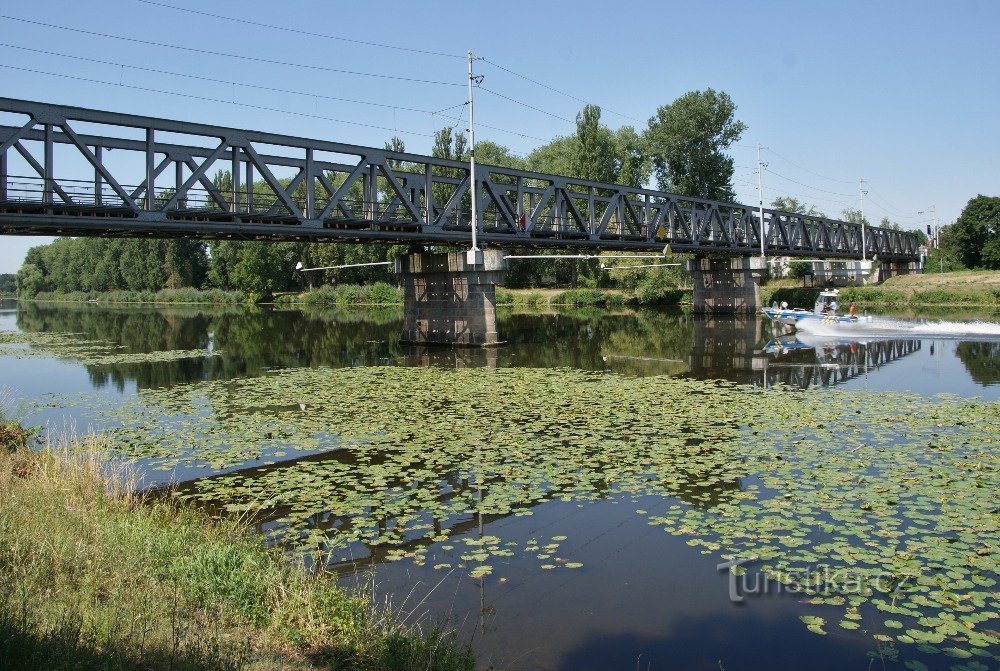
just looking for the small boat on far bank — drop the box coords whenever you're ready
[761,289,873,331]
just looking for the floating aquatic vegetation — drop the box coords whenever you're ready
[65,364,999,662]
[1,330,220,365]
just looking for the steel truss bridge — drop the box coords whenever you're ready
[0,98,919,260]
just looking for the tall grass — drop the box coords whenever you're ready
[32,288,246,305]
[0,431,473,671]
[275,284,403,307]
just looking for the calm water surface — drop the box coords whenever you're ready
[1,298,998,671]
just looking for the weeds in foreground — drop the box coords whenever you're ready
[0,432,473,671]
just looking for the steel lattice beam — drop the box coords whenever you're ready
[0,98,920,260]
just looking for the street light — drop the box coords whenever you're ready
[917,205,941,274]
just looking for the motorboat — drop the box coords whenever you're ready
[761,289,873,330]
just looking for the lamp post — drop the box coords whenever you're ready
[918,205,940,273]
[859,179,868,261]
[466,50,483,265]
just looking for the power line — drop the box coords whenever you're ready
[0,64,437,138]
[763,167,856,198]
[479,87,575,125]
[0,43,459,117]
[1,43,541,146]
[479,57,642,124]
[134,0,465,59]
[862,189,923,219]
[764,147,855,184]
[0,15,464,87]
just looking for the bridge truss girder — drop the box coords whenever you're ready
[0,98,920,260]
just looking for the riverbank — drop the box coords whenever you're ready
[763,270,1000,309]
[30,288,247,305]
[0,431,473,671]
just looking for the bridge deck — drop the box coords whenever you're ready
[0,98,920,259]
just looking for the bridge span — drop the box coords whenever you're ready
[0,98,923,345]
[0,98,920,260]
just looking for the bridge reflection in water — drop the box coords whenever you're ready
[759,334,922,389]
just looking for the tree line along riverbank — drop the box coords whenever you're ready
[14,270,1000,311]
[0,416,474,671]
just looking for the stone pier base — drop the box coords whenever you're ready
[396,250,505,347]
[687,256,766,314]
[877,260,920,283]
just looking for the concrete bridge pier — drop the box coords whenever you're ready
[396,250,505,347]
[687,256,766,314]
[877,259,921,283]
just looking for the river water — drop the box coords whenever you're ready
[1,298,998,671]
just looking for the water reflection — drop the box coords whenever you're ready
[760,334,923,389]
[9,301,1000,391]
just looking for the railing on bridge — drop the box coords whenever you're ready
[0,98,920,259]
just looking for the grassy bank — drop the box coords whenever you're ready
[763,270,1000,309]
[0,430,472,671]
[31,288,247,305]
[496,287,689,309]
[274,284,402,307]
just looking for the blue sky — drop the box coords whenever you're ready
[1,0,997,273]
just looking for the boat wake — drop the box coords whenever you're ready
[795,316,1000,339]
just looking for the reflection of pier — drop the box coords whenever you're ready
[759,337,922,389]
[680,315,924,389]
[689,315,762,372]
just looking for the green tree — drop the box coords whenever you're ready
[615,126,649,189]
[771,196,825,218]
[526,136,576,177]
[572,105,618,184]
[474,141,526,170]
[14,263,45,297]
[0,273,15,295]
[841,208,870,226]
[644,88,746,200]
[949,195,1000,269]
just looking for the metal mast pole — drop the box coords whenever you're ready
[859,179,868,261]
[467,50,480,257]
[757,143,766,258]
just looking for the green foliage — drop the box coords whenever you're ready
[0,273,15,295]
[474,140,526,170]
[15,262,45,298]
[771,196,825,218]
[573,105,619,184]
[494,289,547,307]
[947,195,1000,269]
[635,273,684,305]
[788,261,812,279]
[28,288,245,305]
[208,241,304,299]
[174,544,275,624]
[840,207,870,227]
[551,289,626,308]
[0,443,474,671]
[15,238,209,296]
[275,283,402,307]
[644,88,747,200]
[761,287,822,308]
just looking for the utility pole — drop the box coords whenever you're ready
[859,179,868,261]
[919,205,940,273]
[466,50,482,263]
[757,143,766,258]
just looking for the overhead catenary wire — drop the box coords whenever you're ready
[0,15,464,87]
[479,57,642,124]
[764,147,855,184]
[0,43,459,117]
[763,167,856,198]
[133,0,466,59]
[0,64,438,138]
